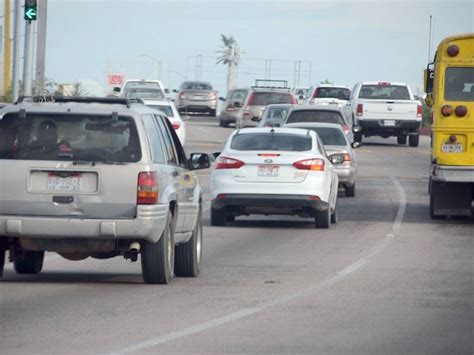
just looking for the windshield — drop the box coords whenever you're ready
[231,133,312,151]
[0,113,141,162]
[251,92,293,105]
[148,105,174,117]
[358,85,410,100]
[123,87,165,99]
[183,82,213,90]
[314,87,350,100]
[286,110,345,125]
[445,67,474,101]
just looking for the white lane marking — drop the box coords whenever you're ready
[385,178,407,238]
[197,127,209,134]
[107,179,407,355]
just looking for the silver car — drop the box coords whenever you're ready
[285,122,358,196]
[174,81,218,116]
[258,104,295,127]
[0,97,210,284]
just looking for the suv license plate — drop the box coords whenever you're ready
[47,174,82,192]
[384,120,396,126]
[441,143,462,153]
[258,165,279,177]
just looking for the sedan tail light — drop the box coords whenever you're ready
[342,124,350,135]
[137,172,158,204]
[179,93,188,100]
[243,107,250,117]
[215,156,245,169]
[293,158,325,171]
[172,122,181,130]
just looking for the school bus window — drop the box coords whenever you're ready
[444,67,474,101]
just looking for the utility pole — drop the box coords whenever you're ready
[12,0,22,102]
[35,0,47,96]
[427,15,433,62]
[3,0,11,98]
[195,55,203,81]
[22,20,35,96]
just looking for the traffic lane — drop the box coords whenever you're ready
[0,173,404,354]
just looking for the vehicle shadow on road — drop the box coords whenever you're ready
[0,271,145,284]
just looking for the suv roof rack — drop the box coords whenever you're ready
[15,96,140,108]
[251,79,290,91]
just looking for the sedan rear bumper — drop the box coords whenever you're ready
[211,194,329,212]
[335,166,357,185]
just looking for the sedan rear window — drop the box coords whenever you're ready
[231,133,311,151]
[308,127,347,146]
[148,105,174,117]
[0,113,141,162]
[358,85,410,100]
[286,110,345,125]
[183,83,212,90]
[251,92,293,105]
[123,87,165,100]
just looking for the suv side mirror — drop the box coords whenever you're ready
[189,153,211,170]
[113,87,121,93]
[164,88,170,94]
[219,96,226,101]
[173,89,178,93]
[251,117,261,122]
[234,101,242,108]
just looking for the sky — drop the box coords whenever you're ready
[41,0,474,95]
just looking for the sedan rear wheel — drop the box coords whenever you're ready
[211,207,226,226]
[141,211,174,284]
[14,251,44,274]
[331,205,338,224]
[315,208,330,229]
[344,183,356,197]
[175,207,203,277]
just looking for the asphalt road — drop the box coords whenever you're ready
[1,117,472,355]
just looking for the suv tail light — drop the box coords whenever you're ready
[342,124,350,135]
[215,156,245,169]
[293,158,325,171]
[243,107,250,117]
[312,88,319,99]
[417,104,423,117]
[356,104,363,116]
[247,93,256,105]
[172,122,181,130]
[137,172,158,204]
[290,95,298,104]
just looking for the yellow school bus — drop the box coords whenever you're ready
[424,33,474,219]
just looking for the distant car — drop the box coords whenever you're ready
[306,85,351,108]
[235,82,298,128]
[0,96,210,284]
[284,106,352,139]
[142,99,186,145]
[119,79,167,100]
[292,87,310,104]
[285,122,358,196]
[210,127,339,228]
[174,81,218,117]
[218,88,249,127]
[258,104,295,127]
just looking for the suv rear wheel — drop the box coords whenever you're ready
[14,251,44,274]
[175,207,203,277]
[315,208,330,229]
[345,183,356,197]
[141,211,174,284]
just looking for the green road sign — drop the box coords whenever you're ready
[24,0,37,21]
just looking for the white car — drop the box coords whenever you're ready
[306,84,351,108]
[117,79,168,100]
[142,99,186,145]
[210,127,339,228]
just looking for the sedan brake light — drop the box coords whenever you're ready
[293,158,325,171]
[215,156,245,169]
[342,124,350,135]
[172,122,181,130]
[137,172,158,204]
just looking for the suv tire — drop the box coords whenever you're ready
[141,211,174,284]
[175,208,203,277]
[345,183,356,197]
[397,134,407,145]
[409,133,420,147]
[14,251,44,274]
[315,208,330,229]
[354,132,362,143]
[330,206,338,224]
[211,207,226,226]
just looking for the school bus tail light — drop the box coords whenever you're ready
[441,105,453,117]
[455,105,467,117]
[446,45,459,57]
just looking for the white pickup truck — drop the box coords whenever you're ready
[348,82,423,147]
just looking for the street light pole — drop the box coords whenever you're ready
[22,19,35,96]
[35,0,48,96]
[12,0,22,102]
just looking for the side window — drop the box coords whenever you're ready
[154,114,178,165]
[142,114,165,164]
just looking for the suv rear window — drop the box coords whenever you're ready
[0,113,141,162]
[358,85,410,100]
[251,92,293,105]
[286,110,345,125]
[231,133,311,151]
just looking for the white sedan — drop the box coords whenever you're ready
[142,99,186,145]
[210,127,339,228]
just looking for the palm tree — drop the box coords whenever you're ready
[217,35,240,94]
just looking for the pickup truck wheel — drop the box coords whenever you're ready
[330,206,338,224]
[429,188,444,220]
[14,251,44,274]
[141,211,174,284]
[344,183,356,197]
[221,120,229,128]
[409,134,420,147]
[315,208,330,229]
[0,250,5,278]
[353,132,362,143]
[397,134,407,145]
[175,208,203,277]
[209,109,217,117]
[211,207,226,226]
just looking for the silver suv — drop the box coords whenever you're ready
[0,97,210,284]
